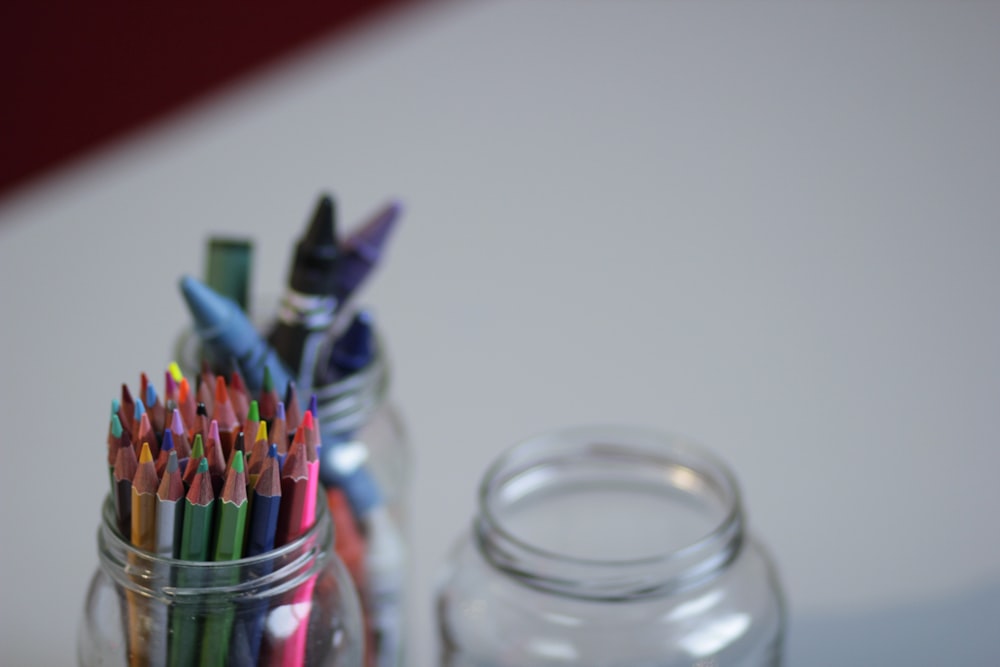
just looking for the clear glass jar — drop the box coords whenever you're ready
[436,425,786,667]
[175,317,410,667]
[78,497,364,666]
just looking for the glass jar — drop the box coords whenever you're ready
[436,425,786,667]
[175,316,410,667]
[78,497,364,666]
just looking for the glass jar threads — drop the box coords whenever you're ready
[436,425,786,667]
[79,498,364,666]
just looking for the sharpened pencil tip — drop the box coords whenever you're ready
[231,451,245,473]
[168,361,183,383]
[139,442,153,464]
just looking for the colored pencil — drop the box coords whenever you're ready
[284,381,302,435]
[178,377,197,430]
[121,383,136,434]
[200,452,248,667]
[228,364,251,430]
[107,412,123,493]
[168,408,192,461]
[155,451,184,558]
[213,376,239,457]
[242,445,282,665]
[259,366,279,422]
[204,420,226,497]
[128,443,159,667]
[169,458,214,667]
[270,402,288,456]
[181,433,205,488]
[154,451,184,667]
[269,438,312,667]
[243,400,260,451]
[227,431,246,469]
[135,411,160,459]
[247,421,270,490]
[145,383,166,439]
[113,436,138,539]
[275,439,309,546]
[154,429,175,478]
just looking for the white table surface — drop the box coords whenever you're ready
[2,1,999,664]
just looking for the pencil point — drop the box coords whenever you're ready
[161,429,174,452]
[111,414,123,438]
[168,361,183,383]
[231,451,245,473]
[166,449,179,474]
[191,433,205,459]
[247,400,259,424]
[139,442,153,464]
[134,399,145,420]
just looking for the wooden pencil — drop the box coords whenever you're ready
[274,439,309,547]
[200,452,248,667]
[204,420,226,497]
[155,450,184,559]
[284,381,302,436]
[258,365,279,422]
[214,376,239,458]
[168,408,192,461]
[170,458,214,667]
[114,435,138,539]
[227,365,250,432]
[242,400,260,452]
[135,411,160,459]
[181,434,205,488]
[128,442,159,667]
[243,445,282,665]
[270,402,288,456]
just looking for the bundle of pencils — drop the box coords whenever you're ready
[107,364,331,667]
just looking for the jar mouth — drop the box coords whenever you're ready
[99,496,330,569]
[476,425,745,599]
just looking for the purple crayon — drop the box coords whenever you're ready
[336,201,401,301]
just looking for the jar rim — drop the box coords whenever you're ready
[476,424,746,598]
[99,494,333,568]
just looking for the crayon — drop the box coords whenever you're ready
[267,194,341,393]
[180,275,295,396]
[336,201,401,304]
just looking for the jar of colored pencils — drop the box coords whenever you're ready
[78,497,365,667]
[436,425,786,667]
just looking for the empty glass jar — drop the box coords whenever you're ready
[78,497,364,666]
[436,425,786,666]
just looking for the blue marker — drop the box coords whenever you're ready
[179,275,295,395]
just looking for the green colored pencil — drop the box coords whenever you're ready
[169,458,214,667]
[200,452,248,667]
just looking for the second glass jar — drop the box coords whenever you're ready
[436,425,786,666]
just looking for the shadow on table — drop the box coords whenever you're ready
[787,578,1000,666]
